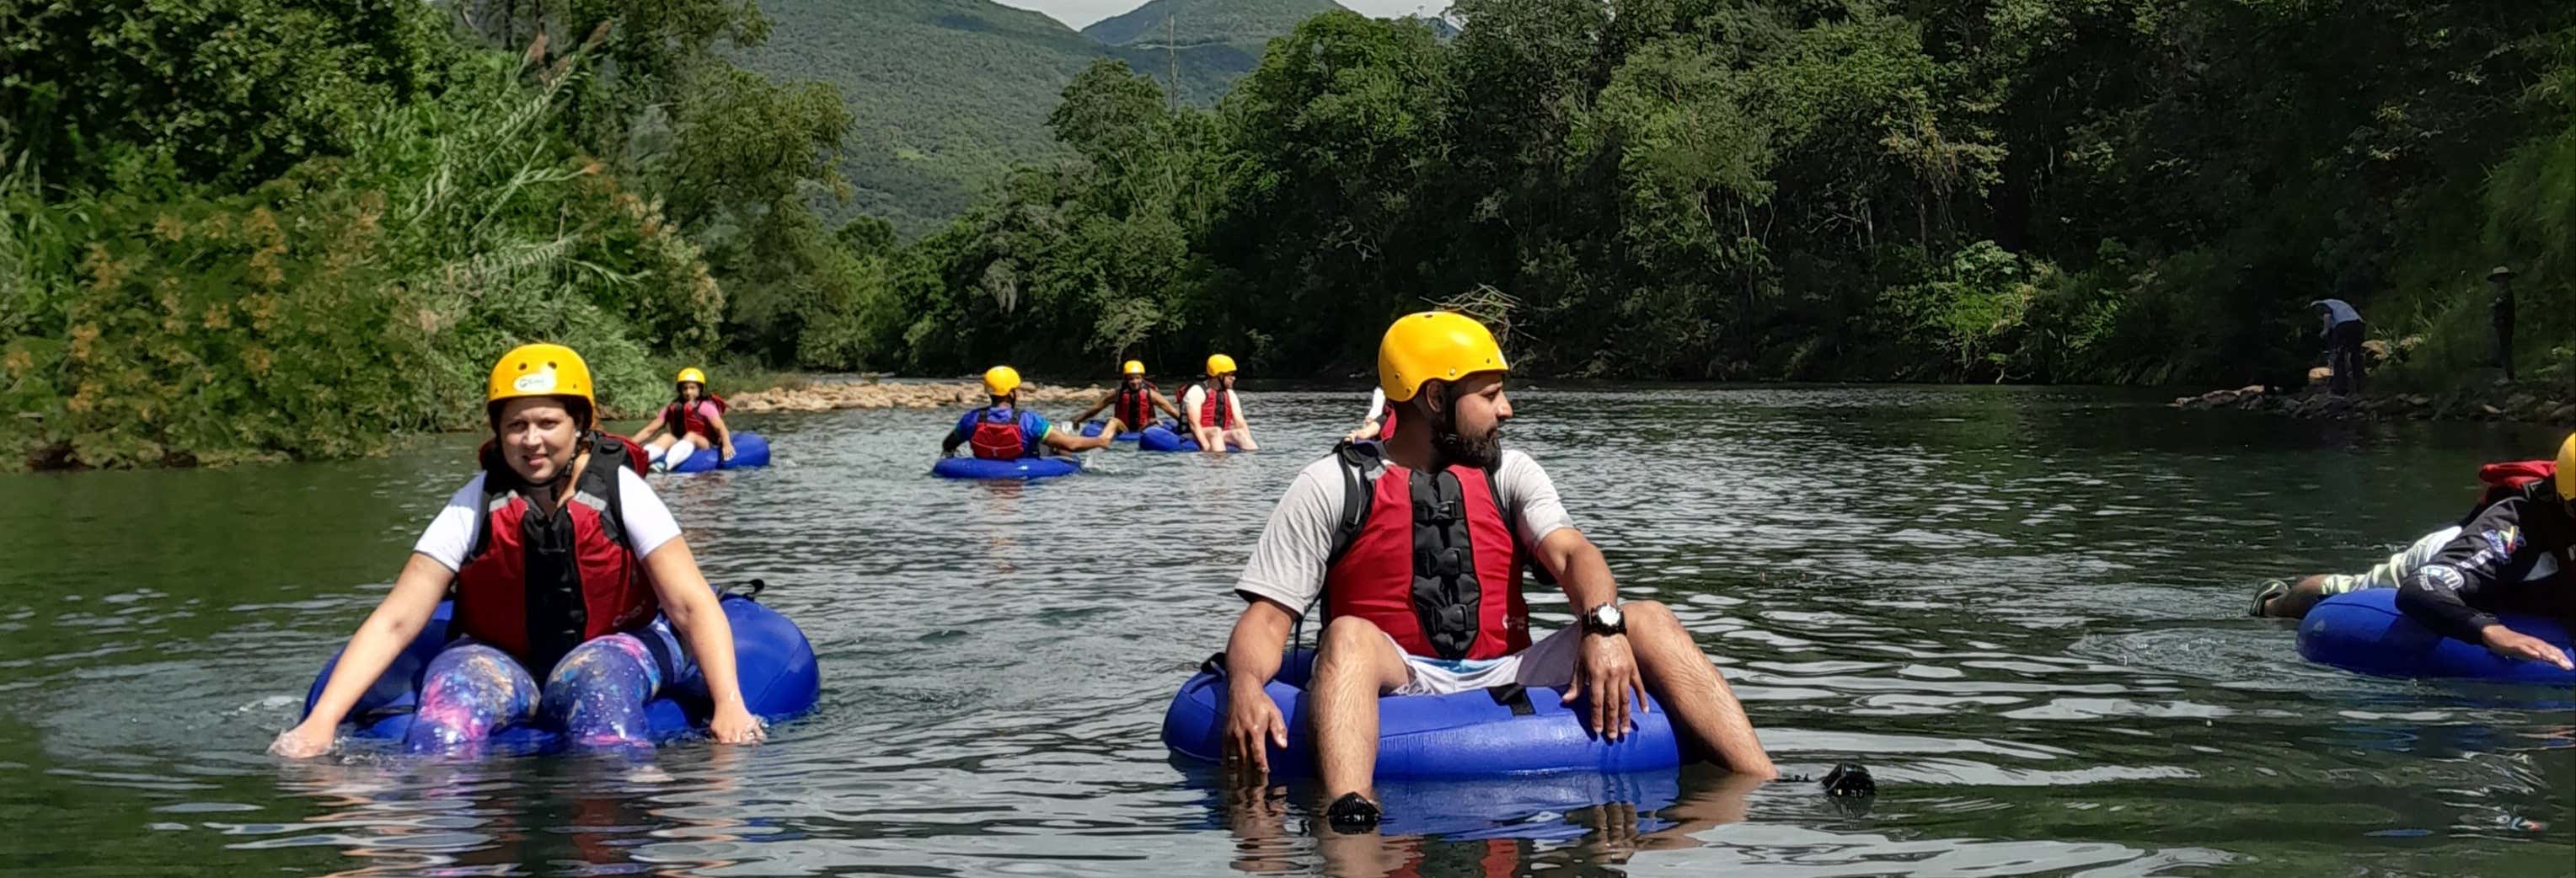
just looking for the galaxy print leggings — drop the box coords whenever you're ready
[402,624,690,753]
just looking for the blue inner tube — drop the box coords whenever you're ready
[1079,420,1167,442]
[1138,426,1241,452]
[301,592,821,751]
[1161,650,1681,779]
[2297,588,2574,686]
[932,455,1083,479]
[671,432,771,473]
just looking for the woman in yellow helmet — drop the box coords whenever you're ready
[633,367,736,472]
[941,366,1113,459]
[1069,360,1185,440]
[2366,433,2576,670]
[272,344,766,758]
[1180,353,1258,453]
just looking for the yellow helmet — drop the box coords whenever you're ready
[1378,311,1508,402]
[1122,360,1146,376]
[983,365,1023,397]
[1207,353,1237,376]
[2557,434,2576,500]
[486,343,597,426]
[675,367,706,386]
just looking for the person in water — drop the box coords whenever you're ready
[2257,435,2576,669]
[942,366,1113,460]
[2391,435,2576,668]
[1068,360,1183,439]
[1216,312,1777,832]
[1180,354,1258,453]
[1345,386,1396,444]
[271,344,765,757]
[633,367,736,473]
[2249,524,2480,619]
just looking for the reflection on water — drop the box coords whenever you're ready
[0,384,2568,875]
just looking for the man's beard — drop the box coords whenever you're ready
[1434,417,1502,469]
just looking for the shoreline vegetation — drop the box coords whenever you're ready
[6,1,2572,471]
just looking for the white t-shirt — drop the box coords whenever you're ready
[1363,388,1386,423]
[1234,449,1574,614]
[1179,385,1243,427]
[413,467,683,571]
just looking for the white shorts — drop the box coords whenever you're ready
[1389,627,1583,697]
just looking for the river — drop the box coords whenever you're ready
[2,384,2568,875]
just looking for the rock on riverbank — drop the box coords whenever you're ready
[729,380,1101,413]
[2170,383,2576,424]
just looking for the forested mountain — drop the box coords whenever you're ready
[1083,0,1347,55]
[740,0,1323,233]
[839,1,2576,393]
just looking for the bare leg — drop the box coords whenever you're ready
[1620,601,1776,779]
[1309,617,1411,806]
[1228,427,1260,452]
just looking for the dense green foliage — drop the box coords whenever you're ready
[845,0,2574,390]
[5,0,2567,468]
[736,0,1299,235]
[1,0,849,468]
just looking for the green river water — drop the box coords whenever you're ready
[1,384,2568,876]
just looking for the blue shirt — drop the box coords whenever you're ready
[2311,298,2362,333]
[951,406,1051,456]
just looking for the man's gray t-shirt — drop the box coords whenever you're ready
[1234,449,1575,613]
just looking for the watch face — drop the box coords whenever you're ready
[1592,604,1622,629]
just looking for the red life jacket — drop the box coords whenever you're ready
[1192,382,1234,429]
[1115,381,1159,428]
[661,396,728,439]
[2461,459,2558,526]
[968,407,1032,460]
[1379,408,1399,442]
[454,432,658,674]
[1320,444,1531,661]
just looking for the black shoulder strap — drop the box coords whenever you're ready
[586,432,633,543]
[460,434,635,567]
[1323,441,1380,569]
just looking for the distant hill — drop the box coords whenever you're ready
[740,0,1342,235]
[1401,10,1463,40]
[1083,0,1347,55]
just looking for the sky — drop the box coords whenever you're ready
[993,0,1446,30]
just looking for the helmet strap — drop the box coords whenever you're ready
[1424,382,1460,471]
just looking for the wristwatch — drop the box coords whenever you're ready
[1580,602,1625,637]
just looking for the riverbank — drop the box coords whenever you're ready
[2171,380,2576,424]
[727,378,1101,413]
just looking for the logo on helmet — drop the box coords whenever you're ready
[513,370,558,393]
